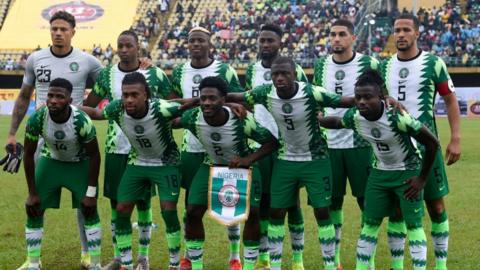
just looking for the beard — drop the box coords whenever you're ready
[396,41,413,51]
[260,51,277,60]
[332,46,345,54]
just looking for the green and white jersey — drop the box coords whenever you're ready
[245,61,308,139]
[245,82,341,161]
[381,51,455,136]
[180,107,274,165]
[23,47,102,107]
[92,64,171,154]
[102,99,181,166]
[341,106,423,170]
[25,105,96,162]
[313,53,378,149]
[171,60,243,153]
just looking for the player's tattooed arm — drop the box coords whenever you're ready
[404,126,440,200]
[78,106,106,120]
[23,137,43,217]
[7,83,35,151]
[82,138,101,217]
[443,93,461,165]
[229,138,278,168]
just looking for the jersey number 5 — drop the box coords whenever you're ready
[398,85,406,101]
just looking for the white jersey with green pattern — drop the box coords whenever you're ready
[25,105,96,162]
[171,60,243,153]
[180,107,274,165]
[341,106,423,170]
[102,99,181,166]
[245,82,341,161]
[92,64,171,154]
[313,52,379,149]
[245,61,308,139]
[381,51,455,136]
[23,47,102,107]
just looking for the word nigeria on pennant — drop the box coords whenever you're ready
[208,166,252,226]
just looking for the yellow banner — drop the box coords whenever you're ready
[0,0,139,51]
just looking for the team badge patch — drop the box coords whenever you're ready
[399,68,409,79]
[263,71,271,81]
[210,132,221,142]
[335,70,345,80]
[69,62,79,72]
[193,74,202,84]
[282,103,293,114]
[134,125,145,134]
[371,128,381,139]
[54,130,66,140]
[42,1,104,23]
[208,166,251,226]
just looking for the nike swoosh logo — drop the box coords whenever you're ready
[325,196,332,200]
[88,231,99,236]
[438,186,445,191]
[414,208,421,213]
[171,192,179,196]
[40,65,48,68]
[254,198,260,201]
[335,82,342,86]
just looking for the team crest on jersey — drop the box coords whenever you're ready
[335,70,345,80]
[211,132,222,142]
[134,125,145,134]
[218,185,240,207]
[69,62,79,72]
[263,71,272,81]
[371,128,381,139]
[42,1,104,23]
[54,130,66,140]
[282,103,293,114]
[399,68,409,79]
[193,74,202,84]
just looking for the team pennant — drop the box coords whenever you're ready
[208,166,252,226]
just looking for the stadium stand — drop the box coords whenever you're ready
[0,0,479,70]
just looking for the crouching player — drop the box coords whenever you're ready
[22,78,102,270]
[173,76,278,270]
[318,70,439,270]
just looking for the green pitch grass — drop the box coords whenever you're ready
[0,116,479,269]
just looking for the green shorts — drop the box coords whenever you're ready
[35,157,91,209]
[117,165,180,203]
[271,159,332,209]
[180,151,205,189]
[364,169,424,225]
[103,153,155,201]
[188,163,262,207]
[258,153,275,194]
[423,148,449,200]
[329,147,372,198]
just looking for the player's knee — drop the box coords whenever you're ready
[314,207,330,221]
[426,198,445,215]
[330,197,344,210]
[356,196,365,210]
[116,202,134,214]
[248,207,260,222]
[160,200,177,211]
[269,208,287,220]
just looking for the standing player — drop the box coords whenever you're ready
[175,76,278,270]
[312,19,379,269]
[84,30,171,270]
[81,72,188,270]
[245,24,308,270]
[318,70,440,270]
[227,57,355,270]
[381,14,461,270]
[21,78,102,270]
[6,11,103,269]
[168,26,244,270]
